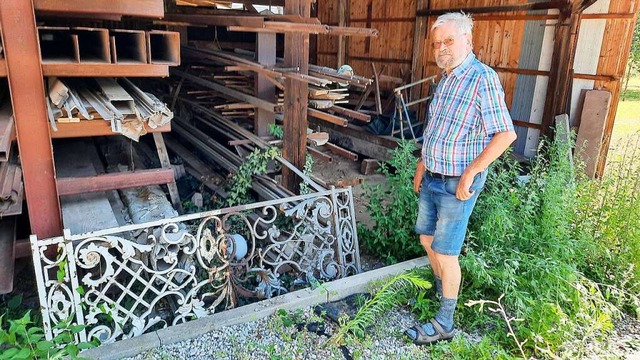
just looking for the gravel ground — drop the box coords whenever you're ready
[126,306,640,360]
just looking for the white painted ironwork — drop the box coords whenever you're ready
[30,187,361,344]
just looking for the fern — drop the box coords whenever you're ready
[330,271,431,345]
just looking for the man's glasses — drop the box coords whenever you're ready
[431,33,466,49]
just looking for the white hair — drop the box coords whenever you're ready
[431,12,473,34]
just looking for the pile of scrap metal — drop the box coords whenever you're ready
[0,106,22,217]
[46,77,173,141]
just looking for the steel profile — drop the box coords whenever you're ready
[110,29,147,64]
[146,30,180,66]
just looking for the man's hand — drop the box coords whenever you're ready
[414,159,426,194]
[456,170,476,200]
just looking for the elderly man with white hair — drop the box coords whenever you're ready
[406,12,517,345]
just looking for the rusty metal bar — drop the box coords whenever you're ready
[34,0,164,19]
[163,14,265,27]
[57,168,175,196]
[326,26,378,37]
[308,108,349,127]
[42,63,169,77]
[0,0,62,239]
[324,142,358,161]
[329,105,371,123]
[0,217,16,294]
[0,107,15,162]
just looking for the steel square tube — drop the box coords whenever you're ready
[74,27,111,63]
[110,29,147,64]
[38,26,79,63]
[147,30,180,65]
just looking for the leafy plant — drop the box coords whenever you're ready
[226,146,281,206]
[0,306,96,360]
[359,140,423,264]
[330,270,431,345]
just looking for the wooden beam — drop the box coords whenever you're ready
[282,0,311,193]
[57,169,175,196]
[324,142,358,161]
[51,121,170,139]
[541,9,582,137]
[417,1,566,16]
[337,0,347,67]
[411,0,429,104]
[0,0,62,238]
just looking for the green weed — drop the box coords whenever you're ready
[358,140,423,264]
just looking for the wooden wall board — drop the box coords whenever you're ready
[575,90,612,178]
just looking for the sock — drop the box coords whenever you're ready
[434,275,443,298]
[406,297,457,339]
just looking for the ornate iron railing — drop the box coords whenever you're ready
[30,187,360,344]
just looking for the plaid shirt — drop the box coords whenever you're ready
[422,53,514,176]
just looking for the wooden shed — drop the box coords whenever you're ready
[317,0,639,174]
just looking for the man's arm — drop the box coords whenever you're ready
[414,158,426,193]
[456,130,517,200]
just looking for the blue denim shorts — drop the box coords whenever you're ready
[414,170,488,256]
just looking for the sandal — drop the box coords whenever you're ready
[405,318,455,346]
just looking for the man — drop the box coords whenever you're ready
[405,12,517,345]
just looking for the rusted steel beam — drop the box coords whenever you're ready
[417,0,566,16]
[164,14,265,27]
[42,63,169,77]
[326,26,378,37]
[171,68,278,113]
[308,108,349,126]
[34,0,164,19]
[0,217,16,294]
[0,107,15,162]
[324,142,358,161]
[57,168,175,196]
[0,0,62,239]
[51,121,170,139]
[329,105,371,123]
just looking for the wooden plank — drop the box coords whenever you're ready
[57,168,175,196]
[575,90,611,178]
[163,14,265,27]
[411,0,428,103]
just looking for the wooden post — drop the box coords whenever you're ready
[337,0,347,67]
[282,0,311,193]
[411,0,429,103]
[540,7,582,137]
[254,32,276,137]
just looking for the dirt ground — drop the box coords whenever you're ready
[311,153,387,231]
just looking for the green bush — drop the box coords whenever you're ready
[454,137,629,358]
[358,140,423,264]
[0,295,96,359]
